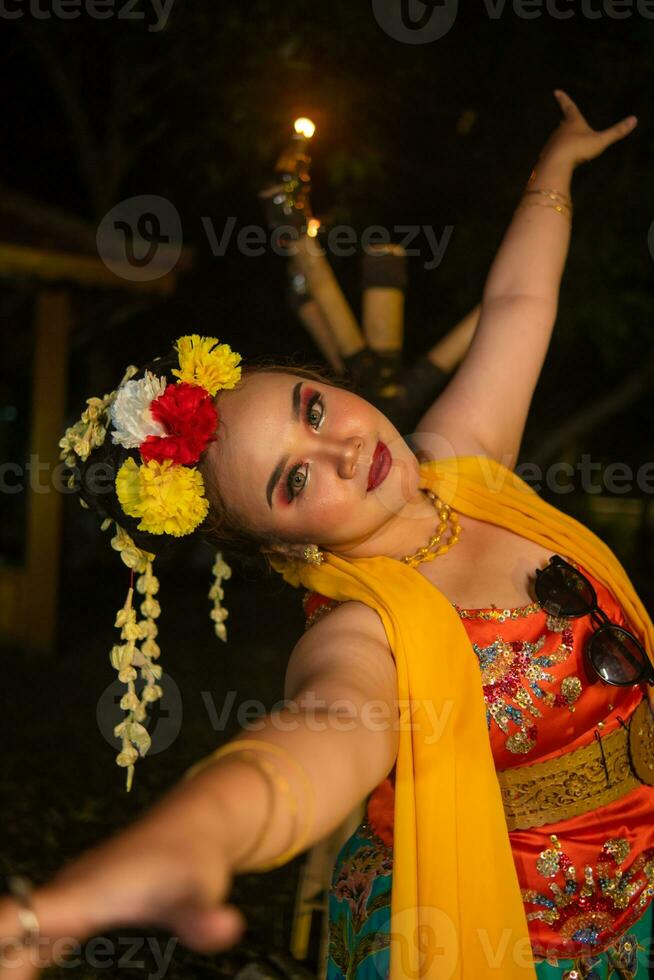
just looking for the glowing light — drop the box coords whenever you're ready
[294,117,316,139]
[306,218,320,238]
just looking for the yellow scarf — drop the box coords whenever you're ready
[275,456,654,979]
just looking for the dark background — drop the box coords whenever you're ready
[1,2,653,976]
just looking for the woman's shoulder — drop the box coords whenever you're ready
[302,590,342,630]
[286,591,395,701]
[301,590,390,646]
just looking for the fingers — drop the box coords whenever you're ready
[0,881,89,979]
[0,866,154,977]
[0,898,40,980]
[553,88,586,123]
[553,86,638,144]
[0,892,247,980]
[599,114,638,148]
[0,940,40,980]
[551,88,637,161]
[171,902,246,955]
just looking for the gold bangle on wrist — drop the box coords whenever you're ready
[205,739,315,872]
[524,187,572,208]
[517,199,572,223]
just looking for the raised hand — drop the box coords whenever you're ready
[539,89,637,170]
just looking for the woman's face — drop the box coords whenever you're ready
[206,371,424,553]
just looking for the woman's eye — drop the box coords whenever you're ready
[307,395,324,429]
[286,464,308,500]
[285,394,324,501]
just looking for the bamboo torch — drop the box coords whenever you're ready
[259,117,365,363]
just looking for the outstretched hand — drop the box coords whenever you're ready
[540,90,637,170]
[0,821,245,979]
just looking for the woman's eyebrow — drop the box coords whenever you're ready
[266,381,303,509]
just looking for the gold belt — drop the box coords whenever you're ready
[498,698,654,831]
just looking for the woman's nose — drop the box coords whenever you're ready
[337,436,364,480]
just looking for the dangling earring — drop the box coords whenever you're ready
[303,544,324,566]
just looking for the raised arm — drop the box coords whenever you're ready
[414,91,637,469]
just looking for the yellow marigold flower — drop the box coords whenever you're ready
[172,334,242,396]
[116,457,209,536]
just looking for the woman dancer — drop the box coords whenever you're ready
[0,92,646,980]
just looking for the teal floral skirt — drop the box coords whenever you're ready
[327,824,654,980]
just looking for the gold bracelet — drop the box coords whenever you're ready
[224,751,277,868]
[524,187,572,208]
[523,196,571,213]
[204,739,315,871]
[517,199,572,223]
[243,752,300,871]
[221,742,312,871]
[215,750,302,870]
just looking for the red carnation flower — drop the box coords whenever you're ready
[140,382,218,465]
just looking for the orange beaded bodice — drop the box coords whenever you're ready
[303,565,654,960]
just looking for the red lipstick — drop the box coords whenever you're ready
[367,441,391,491]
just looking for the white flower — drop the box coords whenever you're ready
[142,684,163,703]
[116,746,139,767]
[212,553,232,581]
[109,371,168,449]
[120,691,141,711]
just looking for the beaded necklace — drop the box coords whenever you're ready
[400,489,462,567]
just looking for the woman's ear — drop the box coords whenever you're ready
[260,541,314,562]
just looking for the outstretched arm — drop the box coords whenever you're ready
[0,604,397,977]
[414,91,637,469]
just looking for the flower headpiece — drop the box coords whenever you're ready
[59,336,242,791]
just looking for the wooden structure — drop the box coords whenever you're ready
[0,185,193,653]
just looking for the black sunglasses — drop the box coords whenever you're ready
[534,555,654,688]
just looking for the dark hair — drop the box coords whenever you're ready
[73,352,352,573]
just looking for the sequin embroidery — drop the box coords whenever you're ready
[455,600,543,622]
[523,834,654,952]
[473,620,582,754]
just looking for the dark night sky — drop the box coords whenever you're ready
[1,1,653,466]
